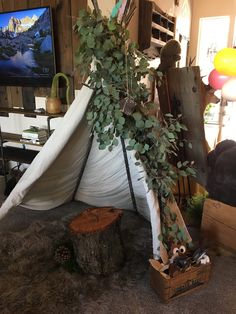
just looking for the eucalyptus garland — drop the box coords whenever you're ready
[74,9,195,251]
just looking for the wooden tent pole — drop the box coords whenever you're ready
[121,137,138,213]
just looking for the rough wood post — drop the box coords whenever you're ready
[166,66,208,187]
[69,207,125,275]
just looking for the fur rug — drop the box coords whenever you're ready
[1,208,236,314]
[0,212,153,314]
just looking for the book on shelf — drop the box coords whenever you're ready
[21,126,48,140]
[20,137,47,145]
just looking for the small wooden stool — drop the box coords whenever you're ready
[69,207,124,275]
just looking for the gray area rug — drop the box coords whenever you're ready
[0,201,235,314]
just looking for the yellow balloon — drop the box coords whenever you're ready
[214,48,236,76]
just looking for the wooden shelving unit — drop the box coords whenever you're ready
[0,107,65,183]
[138,0,176,57]
[0,107,65,118]
[1,132,45,147]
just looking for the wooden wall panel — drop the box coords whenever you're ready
[14,0,28,9]
[0,87,8,106]
[54,0,73,75]
[1,0,14,11]
[0,0,87,110]
[71,0,87,89]
[27,0,41,8]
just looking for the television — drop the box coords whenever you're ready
[0,6,56,87]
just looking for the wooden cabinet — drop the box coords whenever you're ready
[138,0,176,57]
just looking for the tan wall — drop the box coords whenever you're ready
[88,0,115,16]
[88,0,138,42]
[87,1,192,47]
[189,0,236,65]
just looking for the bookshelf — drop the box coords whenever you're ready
[138,0,176,57]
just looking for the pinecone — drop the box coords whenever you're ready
[54,245,72,265]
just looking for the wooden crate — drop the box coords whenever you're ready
[150,261,211,302]
[201,198,236,253]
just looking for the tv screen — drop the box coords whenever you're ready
[0,6,56,87]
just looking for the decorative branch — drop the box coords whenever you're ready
[91,0,100,16]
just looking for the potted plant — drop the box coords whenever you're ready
[46,72,70,114]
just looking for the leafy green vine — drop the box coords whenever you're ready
[74,9,195,251]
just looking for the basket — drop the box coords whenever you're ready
[150,260,211,303]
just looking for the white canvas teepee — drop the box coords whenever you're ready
[0,84,190,259]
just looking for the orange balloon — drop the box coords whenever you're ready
[214,48,236,76]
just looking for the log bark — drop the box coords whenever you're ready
[69,207,124,275]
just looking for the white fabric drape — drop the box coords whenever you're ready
[0,85,93,217]
[0,84,162,258]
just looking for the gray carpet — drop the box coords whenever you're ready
[0,201,235,314]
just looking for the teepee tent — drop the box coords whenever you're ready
[0,84,190,259]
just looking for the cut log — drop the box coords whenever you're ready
[69,207,124,275]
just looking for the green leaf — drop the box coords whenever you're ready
[108,21,116,31]
[171,223,179,233]
[136,120,145,129]
[158,234,163,241]
[180,124,188,131]
[134,143,143,153]
[164,206,170,215]
[186,167,196,176]
[116,124,123,131]
[132,112,142,121]
[128,139,136,147]
[115,110,122,119]
[179,170,188,177]
[87,112,93,120]
[145,120,153,128]
[99,143,107,150]
[168,132,175,139]
[126,145,133,151]
[94,23,103,35]
[119,117,125,125]
[112,138,119,146]
[87,34,95,48]
[103,39,113,51]
[177,161,182,168]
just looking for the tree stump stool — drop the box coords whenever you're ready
[69,207,124,275]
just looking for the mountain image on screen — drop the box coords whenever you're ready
[0,7,55,86]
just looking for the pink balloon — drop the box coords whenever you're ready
[208,69,230,90]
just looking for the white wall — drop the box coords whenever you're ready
[189,0,236,64]
[0,97,62,135]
